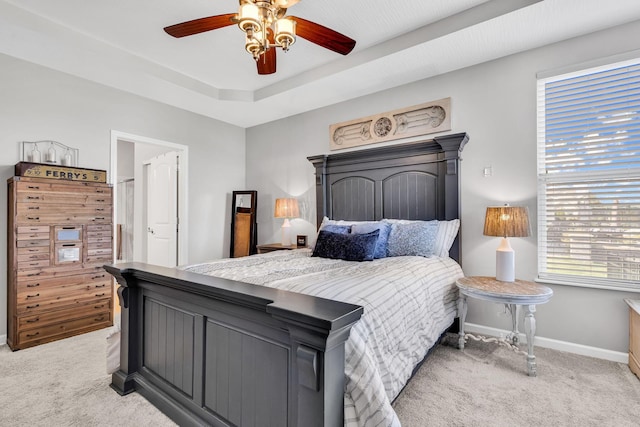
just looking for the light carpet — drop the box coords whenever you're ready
[0,329,638,427]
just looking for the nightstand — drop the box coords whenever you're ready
[626,299,640,379]
[256,243,300,254]
[456,276,553,376]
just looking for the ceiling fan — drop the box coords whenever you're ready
[164,0,356,75]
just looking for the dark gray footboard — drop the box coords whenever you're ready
[104,262,363,427]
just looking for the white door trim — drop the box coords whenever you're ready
[110,130,189,265]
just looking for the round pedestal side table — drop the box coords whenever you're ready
[456,276,553,376]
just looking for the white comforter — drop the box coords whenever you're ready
[183,249,463,427]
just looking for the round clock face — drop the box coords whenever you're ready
[374,117,392,137]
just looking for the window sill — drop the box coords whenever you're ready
[535,277,640,294]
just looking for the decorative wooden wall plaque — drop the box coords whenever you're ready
[15,162,107,183]
[329,98,451,150]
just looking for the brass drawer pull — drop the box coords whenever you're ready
[26,304,40,309]
[96,199,105,202]
[27,272,42,277]
[28,206,40,210]
[91,274,106,279]
[26,293,40,298]
[27,216,40,220]
[26,283,40,288]
[94,317,105,322]
[95,293,106,297]
[94,305,105,309]
[95,284,106,288]
[26,332,40,338]
[26,196,40,200]
[94,217,105,221]
[27,186,40,189]
[25,318,40,323]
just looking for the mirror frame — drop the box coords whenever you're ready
[230,190,258,257]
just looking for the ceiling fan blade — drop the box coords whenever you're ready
[291,16,356,55]
[257,32,277,75]
[164,13,236,38]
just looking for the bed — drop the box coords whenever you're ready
[104,132,469,427]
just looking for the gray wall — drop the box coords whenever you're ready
[246,20,640,353]
[0,53,246,340]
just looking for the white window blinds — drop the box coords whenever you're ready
[537,59,640,290]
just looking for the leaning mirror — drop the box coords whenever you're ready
[230,190,258,257]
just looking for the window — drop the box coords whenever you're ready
[537,59,640,291]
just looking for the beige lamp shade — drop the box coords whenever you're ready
[483,206,530,238]
[274,198,300,218]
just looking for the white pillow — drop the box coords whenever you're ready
[434,219,460,258]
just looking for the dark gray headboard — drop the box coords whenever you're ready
[308,132,469,263]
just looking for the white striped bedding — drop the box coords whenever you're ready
[183,249,463,427]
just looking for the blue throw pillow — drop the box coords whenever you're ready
[351,221,392,259]
[321,224,351,234]
[312,229,380,261]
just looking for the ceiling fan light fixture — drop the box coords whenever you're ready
[245,30,265,58]
[164,0,355,75]
[274,17,296,51]
[237,2,262,33]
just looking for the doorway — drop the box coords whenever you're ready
[110,131,189,266]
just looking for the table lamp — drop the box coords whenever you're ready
[483,205,530,282]
[274,197,300,246]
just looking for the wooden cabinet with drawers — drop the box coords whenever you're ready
[628,299,640,378]
[7,176,114,350]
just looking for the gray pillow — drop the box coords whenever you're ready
[387,221,438,257]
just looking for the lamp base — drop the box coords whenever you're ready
[281,218,292,246]
[496,237,515,282]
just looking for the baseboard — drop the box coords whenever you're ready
[465,323,628,364]
[0,334,6,346]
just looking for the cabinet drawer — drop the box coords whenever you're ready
[17,246,49,256]
[17,259,50,269]
[88,241,112,249]
[16,231,49,240]
[17,225,49,234]
[16,180,111,197]
[17,252,49,263]
[54,225,83,242]
[18,298,111,330]
[87,248,113,257]
[15,193,112,205]
[16,212,112,225]
[16,264,105,280]
[87,229,112,238]
[17,271,111,292]
[54,243,82,265]
[16,280,112,314]
[17,311,112,345]
[16,239,50,248]
[17,205,111,217]
[87,224,111,232]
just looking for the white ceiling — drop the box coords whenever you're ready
[2,0,640,128]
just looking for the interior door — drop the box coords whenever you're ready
[146,151,178,267]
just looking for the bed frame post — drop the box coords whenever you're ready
[308,154,328,229]
[106,267,140,396]
[434,133,469,264]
